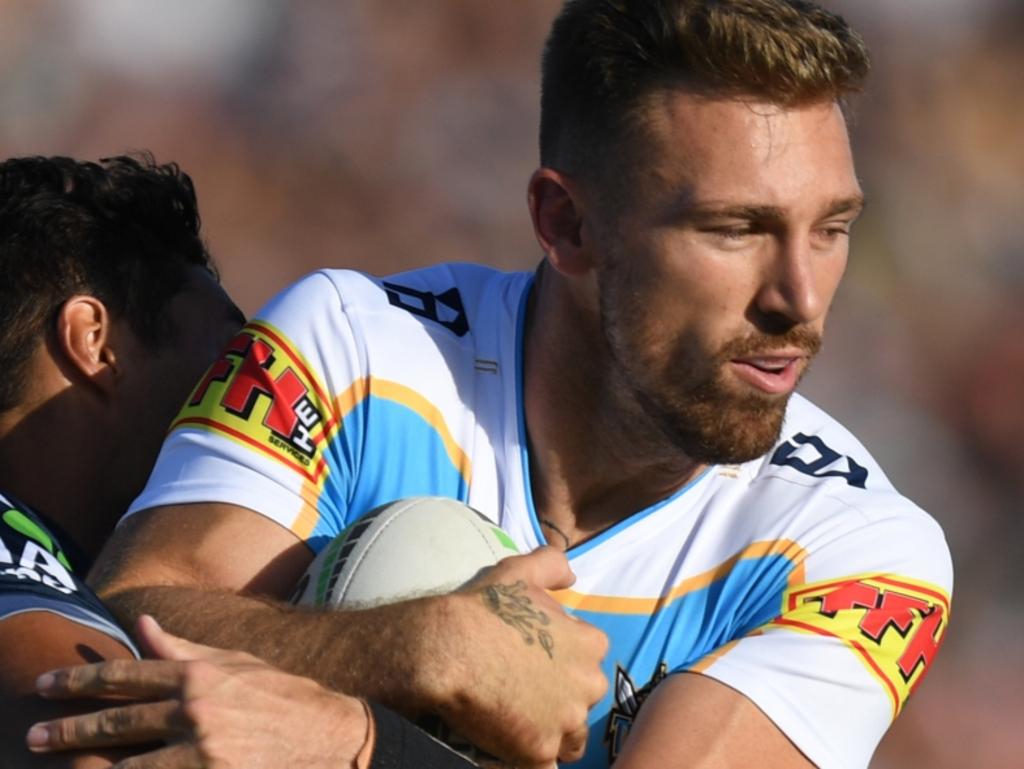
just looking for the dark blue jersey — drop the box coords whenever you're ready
[0,491,138,655]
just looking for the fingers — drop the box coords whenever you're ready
[36,658,185,700]
[501,546,577,591]
[26,700,185,752]
[557,724,589,764]
[136,615,215,663]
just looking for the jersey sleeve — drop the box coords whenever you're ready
[127,271,365,548]
[129,268,487,553]
[687,501,952,769]
[0,503,139,655]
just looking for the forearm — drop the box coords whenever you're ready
[103,584,457,715]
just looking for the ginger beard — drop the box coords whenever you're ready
[597,267,822,466]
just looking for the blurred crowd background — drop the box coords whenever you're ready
[1,1,1020,766]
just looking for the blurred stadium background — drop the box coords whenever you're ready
[1,1,1020,765]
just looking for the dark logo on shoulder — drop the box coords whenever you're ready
[770,433,868,488]
[383,282,469,337]
[605,662,668,761]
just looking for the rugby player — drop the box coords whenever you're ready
[0,155,480,769]
[41,2,952,767]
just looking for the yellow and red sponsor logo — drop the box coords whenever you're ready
[172,321,337,486]
[770,574,950,717]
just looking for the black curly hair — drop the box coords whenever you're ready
[0,152,217,410]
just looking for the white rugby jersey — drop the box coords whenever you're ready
[131,265,952,769]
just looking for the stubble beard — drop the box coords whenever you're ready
[598,293,822,467]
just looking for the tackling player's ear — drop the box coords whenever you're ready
[528,167,593,276]
[55,295,119,396]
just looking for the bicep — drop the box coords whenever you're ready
[613,672,814,769]
[88,503,314,600]
[0,612,136,768]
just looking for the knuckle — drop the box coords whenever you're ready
[521,728,560,765]
[62,665,93,692]
[197,735,230,768]
[96,659,130,688]
[108,705,139,734]
[575,704,591,731]
[56,716,86,745]
[97,710,119,738]
[560,733,588,763]
[182,695,214,728]
[231,650,262,669]
[181,659,215,691]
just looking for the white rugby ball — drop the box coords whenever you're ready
[291,497,519,609]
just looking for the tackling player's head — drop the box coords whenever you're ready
[540,0,869,193]
[0,154,237,409]
[0,154,243,538]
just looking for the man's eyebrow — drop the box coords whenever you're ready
[823,195,867,218]
[687,203,784,221]
[684,195,867,222]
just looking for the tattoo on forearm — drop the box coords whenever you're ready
[482,580,554,659]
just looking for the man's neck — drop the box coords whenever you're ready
[0,406,111,564]
[521,266,704,551]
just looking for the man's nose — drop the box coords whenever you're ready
[753,235,830,327]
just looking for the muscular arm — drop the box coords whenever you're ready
[90,503,607,766]
[613,673,813,769]
[89,503,457,714]
[0,613,136,769]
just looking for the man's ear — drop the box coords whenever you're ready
[54,296,119,394]
[527,168,594,277]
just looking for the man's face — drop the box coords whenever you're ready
[113,266,245,508]
[590,92,863,464]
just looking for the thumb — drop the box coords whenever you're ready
[136,614,217,662]
[523,545,577,591]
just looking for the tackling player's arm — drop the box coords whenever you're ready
[90,502,607,767]
[0,612,136,769]
[22,616,490,769]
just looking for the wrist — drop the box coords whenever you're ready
[397,594,471,717]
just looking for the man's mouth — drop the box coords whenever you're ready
[729,354,806,395]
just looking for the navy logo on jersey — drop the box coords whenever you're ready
[605,662,668,761]
[770,433,868,488]
[383,282,469,337]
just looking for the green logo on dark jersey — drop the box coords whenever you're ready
[1,509,77,594]
[2,509,72,569]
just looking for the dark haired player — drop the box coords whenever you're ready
[42,2,951,767]
[0,155,481,769]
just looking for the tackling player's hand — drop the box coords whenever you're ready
[416,546,608,768]
[25,615,375,769]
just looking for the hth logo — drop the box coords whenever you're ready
[191,331,323,460]
[811,580,945,681]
